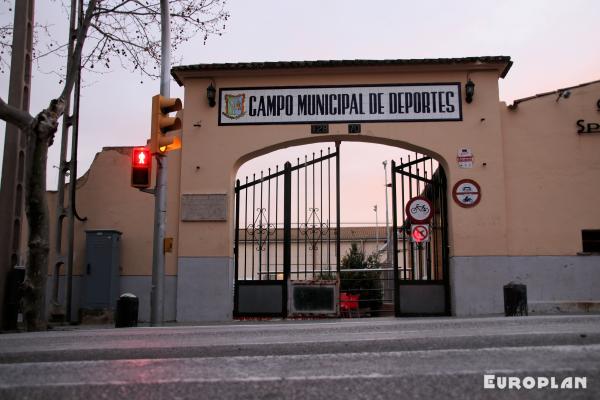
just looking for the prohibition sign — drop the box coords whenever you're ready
[406,196,433,223]
[411,224,430,243]
[452,179,481,208]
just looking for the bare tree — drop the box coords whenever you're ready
[0,0,229,331]
[1,1,16,73]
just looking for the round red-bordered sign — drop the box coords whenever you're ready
[406,196,433,223]
[452,179,481,208]
[411,224,430,243]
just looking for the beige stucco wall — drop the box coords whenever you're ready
[501,81,600,255]
[178,66,510,260]
[48,146,181,277]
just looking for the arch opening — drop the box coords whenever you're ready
[233,140,450,319]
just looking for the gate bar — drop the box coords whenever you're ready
[408,156,415,279]
[391,159,400,317]
[258,172,263,278]
[251,175,256,280]
[283,161,292,318]
[335,142,341,273]
[275,166,279,271]
[400,158,405,280]
[441,169,451,315]
[328,149,331,271]
[234,179,241,314]
[304,155,308,276]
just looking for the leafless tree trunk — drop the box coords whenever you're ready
[21,102,60,331]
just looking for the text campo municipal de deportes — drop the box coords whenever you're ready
[219,84,463,124]
[247,91,457,117]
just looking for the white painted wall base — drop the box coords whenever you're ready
[529,301,600,314]
[176,256,233,322]
[45,255,598,323]
[451,256,600,316]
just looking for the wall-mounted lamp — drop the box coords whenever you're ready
[556,90,571,102]
[465,79,475,104]
[207,82,216,107]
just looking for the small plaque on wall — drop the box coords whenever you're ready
[348,124,361,134]
[181,194,227,221]
[311,124,329,134]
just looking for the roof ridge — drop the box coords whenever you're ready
[509,79,600,108]
[172,56,512,85]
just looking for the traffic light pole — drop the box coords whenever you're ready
[150,153,167,326]
[150,0,171,326]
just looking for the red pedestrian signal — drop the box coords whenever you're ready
[131,147,151,188]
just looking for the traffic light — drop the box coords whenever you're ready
[131,147,152,188]
[150,94,182,154]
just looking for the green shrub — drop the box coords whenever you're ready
[340,243,383,312]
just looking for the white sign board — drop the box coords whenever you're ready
[457,148,473,168]
[219,83,462,125]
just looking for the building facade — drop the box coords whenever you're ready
[44,57,600,322]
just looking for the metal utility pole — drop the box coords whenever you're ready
[51,0,76,320]
[150,0,171,326]
[0,0,35,329]
[65,0,85,323]
[373,205,379,252]
[51,0,85,323]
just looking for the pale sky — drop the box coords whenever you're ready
[1,0,599,223]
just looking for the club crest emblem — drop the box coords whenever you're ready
[222,94,246,119]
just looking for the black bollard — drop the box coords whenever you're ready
[115,293,139,328]
[503,283,528,317]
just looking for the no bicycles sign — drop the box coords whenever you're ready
[406,196,433,223]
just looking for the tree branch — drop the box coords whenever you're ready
[33,42,69,61]
[59,0,98,102]
[0,96,35,129]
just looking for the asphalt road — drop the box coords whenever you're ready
[0,315,599,399]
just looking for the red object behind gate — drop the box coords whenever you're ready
[340,292,360,317]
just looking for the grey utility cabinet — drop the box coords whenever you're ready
[82,230,122,310]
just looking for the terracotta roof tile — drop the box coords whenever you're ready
[172,56,512,85]
[509,79,600,108]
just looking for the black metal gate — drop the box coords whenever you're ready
[234,144,340,318]
[391,153,450,316]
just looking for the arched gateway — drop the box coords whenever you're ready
[232,143,449,318]
[47,57,600,322]
[170,56,516,321]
